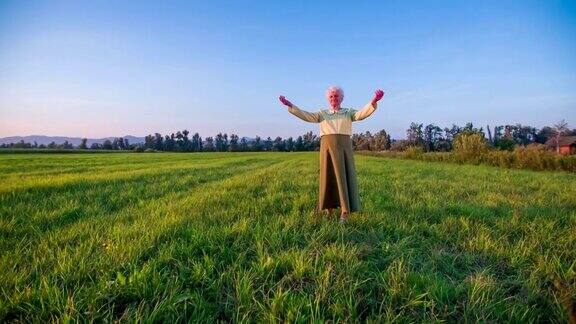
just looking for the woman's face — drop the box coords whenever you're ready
[327,91,342,109]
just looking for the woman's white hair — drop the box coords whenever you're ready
[325,86,344,99]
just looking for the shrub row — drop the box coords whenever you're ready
[358,134,576,172]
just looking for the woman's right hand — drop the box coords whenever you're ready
[279,96,293,108]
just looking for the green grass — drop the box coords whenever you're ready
[0,152,575,322]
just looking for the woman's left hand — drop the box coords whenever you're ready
[372,90,385,106]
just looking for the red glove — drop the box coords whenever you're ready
[279,96,293,108]
[371,89,385,106]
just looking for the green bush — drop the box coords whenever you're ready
[494,137,516,151]
[390,140,414,152]
[512,144,557,171]
[484,150,514,168]
[357,145,576,173]
[404,146,424,159]
[558,155,576,172]
[453,133,488,164]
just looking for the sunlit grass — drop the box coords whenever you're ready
[0,152,574,322]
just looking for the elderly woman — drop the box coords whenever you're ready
[279,86,384,222]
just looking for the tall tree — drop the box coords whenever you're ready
[164,135,175,151]
[498,124,537,145]
[223,133,229,151]
[174,132,183,151]
[407,122,424,146]
[116,137,125,150]
[239,137,249,151]
[144,135,154,149]
[352,132,372,151]
[102,139,113,150]
[252,136,262,151]
[153,133,164,151]
[191,132,202,152]
[272,136,285,151]
[536,126,555,144]
[285,137,294,152]
[264,137,273,151]
[215,133,225,151]
[302,131,318,151]
[182,129,191,151]
[229,134,239,152]
[294,136,304,151]
[553,119,569,154]
[204,137,215,151]
[79,138,88,149]
[423,124,443,152]
[461,122,484,137]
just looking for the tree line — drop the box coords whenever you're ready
[138,131,322,152]
[2,120,573,152]
[0,131,322,152]
[386,120,575,152]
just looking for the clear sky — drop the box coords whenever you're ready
[1,0,575,139]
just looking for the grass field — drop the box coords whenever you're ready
[0,152,575,322]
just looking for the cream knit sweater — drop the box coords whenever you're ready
[287,102,377,136]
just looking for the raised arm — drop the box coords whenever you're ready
[352,89,384,121]
[279,95,321,123]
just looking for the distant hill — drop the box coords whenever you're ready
[0,135,145,146]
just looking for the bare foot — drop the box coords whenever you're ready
[339,211,349,223]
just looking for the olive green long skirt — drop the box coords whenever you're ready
[318,134,361,213]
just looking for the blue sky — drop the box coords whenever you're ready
[0,0,575,139]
